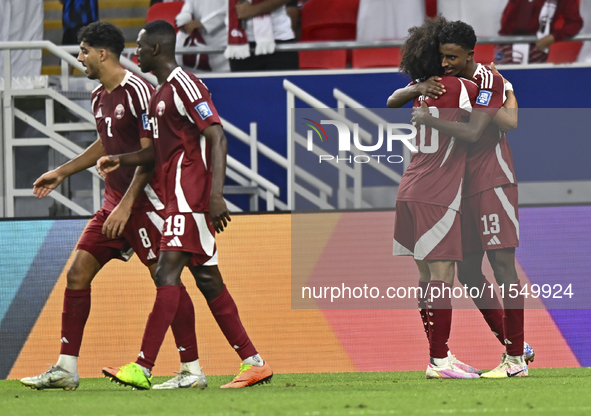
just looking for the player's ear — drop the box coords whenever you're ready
[153,43,161,56]
[467,49,474,62]
[99,48,108,62]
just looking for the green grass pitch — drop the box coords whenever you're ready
[2,368,591,416]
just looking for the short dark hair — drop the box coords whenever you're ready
[400,16,447,81]
[438,20,477,50]
[142,20,177,49]
[78,22,126,57]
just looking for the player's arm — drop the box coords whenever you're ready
[412,101,492,143]
[387,77,446,108]
[33,138,105,198]
[97,142,155,176]
[204,123,231,233]
[493,89,518,131]
[102,137,155,238]
[236,0,290,19]
[489,63,518,131]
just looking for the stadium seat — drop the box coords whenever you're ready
[299,49,347,70]
[473,44,496,65]
[547,41,583,63]
[299,0,359,69]
[146,1,184,32]
[351,47,401,69]
[300,0,360,42]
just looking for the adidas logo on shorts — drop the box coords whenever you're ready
[487,236,502,246]
[167,236,183,247]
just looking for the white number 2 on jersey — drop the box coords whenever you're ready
[418,106,439,153]
[105,117,113,138]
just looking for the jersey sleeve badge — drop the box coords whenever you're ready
[476,90,492,106]
[195,102,213,120]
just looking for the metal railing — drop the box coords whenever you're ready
[284,79,405,210]
[122,34,591,57]
[0,41,281,217]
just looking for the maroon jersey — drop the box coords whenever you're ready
[92,71,164,213]
[396,76,478,211]
[148,67,222,214]
[464,64,517,197]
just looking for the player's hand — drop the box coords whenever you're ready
[102,203,131,238]
[209,195,231,233]
[411,101,430,125]
[33,170,64,199]
[415,76,445,100]
[97,155,121,178]
[490,62,510,84]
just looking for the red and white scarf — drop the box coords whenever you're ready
[225,0,275,60]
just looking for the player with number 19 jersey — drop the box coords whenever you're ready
[393,75,478,261]
[147,67,221,264]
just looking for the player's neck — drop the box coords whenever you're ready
[461,61,478,80]
[153,59,178,85]
[100,64,127,93]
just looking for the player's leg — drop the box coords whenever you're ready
[119,211,206,389]
[148,262,206,389]
[458,193,506,346]
[479,185,529,378]
[456,251,506,346]
[415,260,431,341]
[401,202,477,379]
[189,264,273,388]
[21,209,127,391]
[393,202,431,342]
[20,250,100,391]
[103,250,190,389]
[424,260,476,379]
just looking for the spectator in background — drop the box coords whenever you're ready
[225,0,299,72]
[356,0,425,41]
[437,0,508,37]
[175,0,230,72]
[285,0,300,39]
[496,0,583,64]
[0,0,44,79]
[61,0,99,47]
[577,0,591,62]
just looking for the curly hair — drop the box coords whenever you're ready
[438,20,477,51]
[78,22,125,57]
[400,16,448,81]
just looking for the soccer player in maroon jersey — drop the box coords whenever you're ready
[388,16,481,379]
[20,22,204,391]
[99,20,272,389]
[410,20,533,378]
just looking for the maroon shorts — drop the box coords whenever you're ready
[393,201,462,262]
[461,185,519,253]
[77,208,163,267]
[160,212,218,267]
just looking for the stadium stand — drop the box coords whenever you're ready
[299,0,360,69]
[42,0,152,75]
[145,0,184,31]
[351,47,401,69]
[547,40,584,63]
